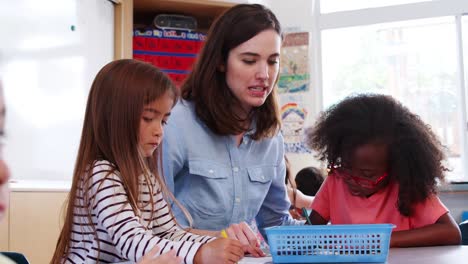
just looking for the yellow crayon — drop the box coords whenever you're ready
[220,229,228,238]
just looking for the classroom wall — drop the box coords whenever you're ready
[267,0,322,177]
[440,191,468,223]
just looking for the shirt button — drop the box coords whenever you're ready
[208,169,214,173]
[261,175,265,180]
[233,167,239,172]
[235,197,241,203]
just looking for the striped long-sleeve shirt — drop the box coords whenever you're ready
[65,160,214,264]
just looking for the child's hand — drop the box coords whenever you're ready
[194,238,244,264]
[224,222,265,257]
[289,207,305,220]
[138,246,182,264]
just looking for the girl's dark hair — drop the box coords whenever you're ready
[181,4,282,140]
[306,94,448,216]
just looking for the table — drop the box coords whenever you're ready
[239,246,468,264]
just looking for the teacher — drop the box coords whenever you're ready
[162,3,299,238]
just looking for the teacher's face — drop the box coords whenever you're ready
[224,29,281,113]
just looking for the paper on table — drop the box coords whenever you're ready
[238,256,273,264]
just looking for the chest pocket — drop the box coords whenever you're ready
[247,166,274,183]
[189,160,229,179]
[186,160,230,216]
[246,166,275,211]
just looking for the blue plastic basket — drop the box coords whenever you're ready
[462,211,468,222]
[265,224,393,263]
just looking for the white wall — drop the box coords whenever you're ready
[267,0,322,177]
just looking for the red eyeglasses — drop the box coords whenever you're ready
[330,166,389,189]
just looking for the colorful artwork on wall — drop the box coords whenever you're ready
[278,32,310,94]
[281,101,311,153]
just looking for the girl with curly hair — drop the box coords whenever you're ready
[306,94,461,247]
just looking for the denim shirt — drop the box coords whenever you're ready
[162,100,299,231]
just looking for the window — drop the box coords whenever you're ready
[315,0,468,182]
[321,0,434,13]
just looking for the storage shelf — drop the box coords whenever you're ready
[134,0,233,17]
[115,0,239,59]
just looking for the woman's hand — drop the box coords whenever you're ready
[194,238,244,264]
[137,246,182,264]
[224,222,265,257]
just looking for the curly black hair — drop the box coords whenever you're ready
[306,94,448,216]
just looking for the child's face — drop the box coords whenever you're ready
[338,143,389,197]
[0,85,10,221]
[138,92,173,158]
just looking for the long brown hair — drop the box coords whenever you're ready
[181,4,282,140]
[51,59,181,263]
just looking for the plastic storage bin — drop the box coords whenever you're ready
[265,224,393,263]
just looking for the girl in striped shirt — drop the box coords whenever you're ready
[51,59,244,264]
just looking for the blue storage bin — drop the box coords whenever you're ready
[265,224,394,263]
[462,211,468,222]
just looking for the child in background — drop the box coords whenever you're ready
[305,94,461,247]
[295,166,324,196]
[51,59,244,264]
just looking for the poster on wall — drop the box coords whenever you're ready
[280,96,312,154]
[278,32,310,94]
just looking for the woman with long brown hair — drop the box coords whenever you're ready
[51,59,244,264]
[162,3,301,255]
